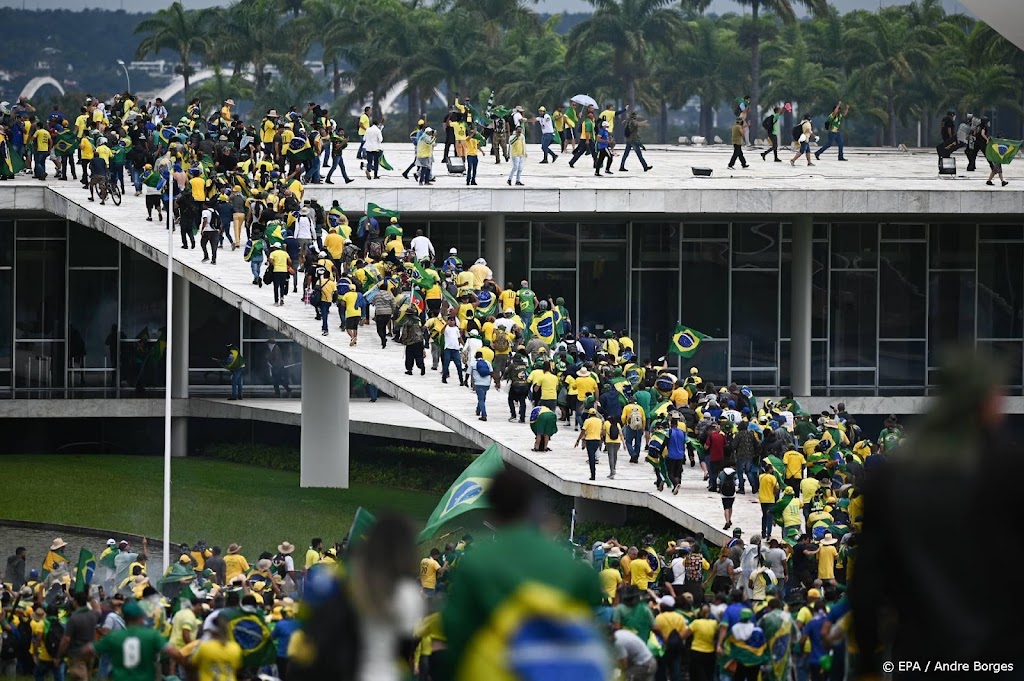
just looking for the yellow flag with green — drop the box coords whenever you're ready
[417,444,504,542]
[668,324,708,358]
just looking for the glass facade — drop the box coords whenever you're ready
[0,216,1020,398]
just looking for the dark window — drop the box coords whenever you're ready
[632,222,679,268]
[68,270,119,371]
[878,341,926,387]
[881,223,927,240]
[579,243,627,334]
[732,222,780,269]
[188,284,240,371]
[506,221,529,239]
[731,271,778,367]
[929,223,975,269]
[831,223,878,269]
[879,242,926,339]
[69,221,118,267]
[16,219,66,239]
[680,242,728,338]
[976,341,1023,391]
[631,270,678,364]
[830,271,876,368]
[120,247,167,339]
[530,271,576,325]
[15,240,65,339]
[978,243,1023,339]
[780,240,828,339]
[0,270,10,370]
[504,240,529,287]
[978,224,1022,241]
[531,222,576,268]
[0,221,13,267]
[14,341,65,394]
[928,272,975,366]
[682,223,728,240]
[580,223,626,240]
[428,221,480,262]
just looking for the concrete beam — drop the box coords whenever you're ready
[300,347,350,488]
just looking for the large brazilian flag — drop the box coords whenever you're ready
[667,324,707,358]
[985,137,1023,165]
[417,443,504,542]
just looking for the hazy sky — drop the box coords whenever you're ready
[0,0,970,15]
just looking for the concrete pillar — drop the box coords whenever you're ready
[484,214,506,286]
[300,347,350,488]
[170,275,190,457]
[791,216,813,397]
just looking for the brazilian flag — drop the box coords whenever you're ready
[412,260,438,290]
[159,126,178,145]
[345,507,377,551]
[529,310,557,346]
[265,221,285,247]
[142,170,166,191]
[0,138,25,178]
[475,289,498,319]
[366,202,400,221]
[53,130,77,157]
[73,549,96,595]
[667,324,707,358]
[286,136,315,162]
[417,443,504,542]
[985,137,1023,165]
[221,607,275,668]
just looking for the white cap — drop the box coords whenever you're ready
[658,595,676,608]
[601,121,609,128]
[425,126,434,133]
[475,258,486,265]
[106,538,117,546]
[449,248,457,254]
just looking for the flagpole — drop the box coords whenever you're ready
[163,175,174,575]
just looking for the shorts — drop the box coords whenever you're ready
[798,141,810,154]
[146,195,162,210]
[721,497,735,510]
[345,316,360,331]
[89,173,106,188]
[540,399,557,411]
[566,394,578,411]
[427,298,442,312]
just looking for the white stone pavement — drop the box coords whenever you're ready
[1,181,769,543]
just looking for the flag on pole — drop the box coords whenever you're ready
[73,549,96,594]
[417,443,505,542]
[667,324,708,358]
[345,507,377,551]
[985,137,1023,165]
[366,202,400,221]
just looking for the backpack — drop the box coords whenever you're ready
[476,359,492,377]
[511,362,530,387]
[720,469,737,496]
[627,406,644,431]
[685,553,704,582]
[762,114,774,132]
[209,209,222,230]
[792,124,803,142]
[43,618,64,657]
[251,200,266,223]
[609,420,620,440]
[492,328,511,354]
[664,628,686,653]
[367,239,383,260]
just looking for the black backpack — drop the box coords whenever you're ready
[720,470,737,496]
[792,124,803,142]
[209,208,223,230]
[762,114,774,132]
[43,618,64,657]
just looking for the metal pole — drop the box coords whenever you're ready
[163,178,173,574]
[117,61,131,94]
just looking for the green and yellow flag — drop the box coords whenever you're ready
[286,136,315,162]
[345,507,377,551]
[668,324,707,358]
[417,443,504,543]
[53,130,77,157]
[0,140,25,178]
[73,549,96,595]
[366,202,400,221]
[985,137,1023,165]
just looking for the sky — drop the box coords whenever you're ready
[0,0,971,15]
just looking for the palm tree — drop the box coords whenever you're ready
[845,8,933,145]
[760,31,839,120]
[190,66,255,109]
[494,20,572,107]
[210,0,305,96]
[134,2,211,100]
[567,0,687,107]
[674,16,748,137]
[731,0,828,133]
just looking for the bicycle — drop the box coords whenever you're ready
[107,177,122,206]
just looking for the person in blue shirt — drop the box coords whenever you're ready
[666,418,687,494]
[594,121,613,176]
[800,602,830,679]
[216,193,235,250]
[284,229,300,293]
[578,328,597,362]
[270,605,302,679]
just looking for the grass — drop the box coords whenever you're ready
[0,455,442,554]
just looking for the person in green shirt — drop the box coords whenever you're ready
[815,100,850,161]
[87,601,183,681]
[517,280,537,329]
[761,105,783,162]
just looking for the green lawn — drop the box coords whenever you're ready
[0,455,441,554]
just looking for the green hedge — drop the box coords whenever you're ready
[202,443,477,494]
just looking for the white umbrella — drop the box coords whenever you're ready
[570,94,597,108]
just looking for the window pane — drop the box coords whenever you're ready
[530,271,576,328]
[779,339,827,391]
[878,341,926,387]
[428,221,480,263]
[830,271,876,368]
[979,224,1022,241]
[580,222,625,240]
[928,272,975,366]
[121,247,166,337]
[732,222,780,269]
[16,219,66,239]
[829,370,876,387]
[879,242,926,338]
[781,241,828,340]
[978,243,1023,339]
[681,242,728,338]
[977,341,1022,391]
[684,339,728,385]
[730,370,776,391]
[579,243,627,336]
[188,284,240,370]
[244,339,300,386]
[831,223,878,269]
[929,223,975,269]
[683,223,727,240]
[531,222,576,268]
[117,339,165,394]
[503,240,529,288]
[506,221,529,239]
[632,222,680,268]
[14,341,65,394]
[0,220,12,267]
[881,223,926,240]
[243,313,289,340]
[15,240,66,339]
[0,270,11,370]
[69,221,118,267]
[731,271,778,367]
[68,270,119,371]
[632,270,678,364]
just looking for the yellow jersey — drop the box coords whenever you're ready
[343,290,361,318]
[499,289,518,311]
[95,144,112,167]
[599,109,617,132]
[269,249,290,273]
[358,113,370,136]
[419,558,441,589]
[193,639,243,681]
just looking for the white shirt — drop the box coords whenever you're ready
[148,104,168,124]
[283,555,295,573]
[443,324,462,350]
[201,208,216,232]
[495,317,519,334]
[669,557,686,585]
[363,125,383,152]
[613,629,654,666]
[410,235,434,261]
[538,113,554,134]
[778,410,795,431]
[294,215,314,240]
[512,111,524,128]
[722,408,742,424]
[464,337,483,362]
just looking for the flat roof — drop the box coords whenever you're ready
[2,144,1019,217]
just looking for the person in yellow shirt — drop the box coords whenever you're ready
[653,596,691,666]
[688,605,719,676]
[452,119,467,159]
[464,131,480,185]
[223,544,250,583]
[598,556,623,602]
[192,614,243,681]
[419,548,447,595]
[628,550,655,590]
[575,408,604,481]
[342,288,361,346]
[357,106,371,164]
[758,463,780,538]
[499,286,518,313]
[89,136,113,204]
[603,417,623,479]
[30,608,55,668]
[324,226,345,265]
[268,244,291,306]
[598,103,624,133]
[303,539,322,576]
[782,448,806,491]
[800,476,821,517]
[31,126,51,180]
[780,487,803,542]
[220,99,234,123]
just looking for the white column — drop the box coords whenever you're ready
[300,347,350,488]
[484,214,506,286]
[170,275,189,457]
[791,216,813,397]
